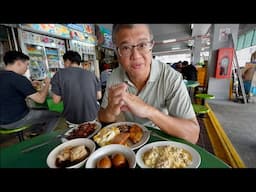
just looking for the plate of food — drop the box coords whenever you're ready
[136,141,201,168]
[47,138,96,168]
[61,121,102,142]
[93,122,150,150]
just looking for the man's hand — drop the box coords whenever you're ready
[31,80,41,88]
[121,92,153,118]
[106,83,128,116]
[43,77,51,85]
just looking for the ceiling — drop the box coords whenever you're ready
[98,24,210,55]
[98,24,256,55]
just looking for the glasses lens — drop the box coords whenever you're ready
[118,41,153,57]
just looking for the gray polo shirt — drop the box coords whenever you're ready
[101,59,195,125]
[51,67,101,124]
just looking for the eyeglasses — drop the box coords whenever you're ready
[116,40,154,57]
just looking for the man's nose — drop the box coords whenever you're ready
[130,46,142,58]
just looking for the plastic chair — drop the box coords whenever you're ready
[47,98,64,113]
[0,125,32,142]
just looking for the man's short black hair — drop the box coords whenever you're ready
[3,51,29,66]
[63,50,81,65]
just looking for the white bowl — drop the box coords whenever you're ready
[85,144,136,168]
[47,138,96,168]
[136,141,201,168]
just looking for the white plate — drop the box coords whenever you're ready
[94,122,150,150]
[47,138,96,168]
[61,121,102,142]
[85,144,136,168]
[136,141,201,168]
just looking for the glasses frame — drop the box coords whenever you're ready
[116,40,154,57]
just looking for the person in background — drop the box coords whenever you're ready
[51,50,101,124]
[0,51,60,133]
[181,61,198,81]
[82,60,102,101]
[171,61,182,73]
[82,60,91,71]
[100,65,112,91]
[98,24,199,144]
[242,66,255,95]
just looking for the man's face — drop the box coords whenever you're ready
[115,24,153,80]
[19,60,29,74]
[64,59,71,68]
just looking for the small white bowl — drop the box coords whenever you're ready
[85,144,136,168]
[47,138,96,168]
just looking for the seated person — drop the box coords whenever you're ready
[100,65,112,89]
[0,51,60,133]
[242,66,255,94]
[51,51,101,124]
[98,24,199,144]
[181,61,198,81]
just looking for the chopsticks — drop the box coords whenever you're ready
[21,134,64,153]
[149,131,170,141]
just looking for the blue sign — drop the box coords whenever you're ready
[67,24,85,32]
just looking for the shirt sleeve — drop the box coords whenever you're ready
[15,75,37,97]
[51,72,62,96]
[165,73,196,119]
[95,76,102,92]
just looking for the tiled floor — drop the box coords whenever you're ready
[208,97,256,168]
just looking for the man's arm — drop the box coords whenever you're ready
[147,106,199,144]
[97,90,102,100]
[52,93,61,104]
[121,93,200,144]
[28,78,50,104]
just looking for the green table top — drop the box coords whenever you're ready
[195,93,215,99]
[184,80,200,88]
[0,127,230,168]
[192,104,210,114]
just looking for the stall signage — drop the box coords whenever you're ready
[20,24,70,39]
[67,24,85,32]
[84,24,94,35]
[95,25,113,49]
[70,29,86,41]
[85,35,97,45]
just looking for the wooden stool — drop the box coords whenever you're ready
[0,125,31,142]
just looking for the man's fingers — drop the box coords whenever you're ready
[120,105,129,112]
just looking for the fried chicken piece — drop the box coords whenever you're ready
[129,125,143,144]
[111,132,130,145]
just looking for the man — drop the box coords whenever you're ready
[0,51,60,133]
[51,50,101,124]
[181,61,198,81]
[98,24,199,144]
[242,66,255,94]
